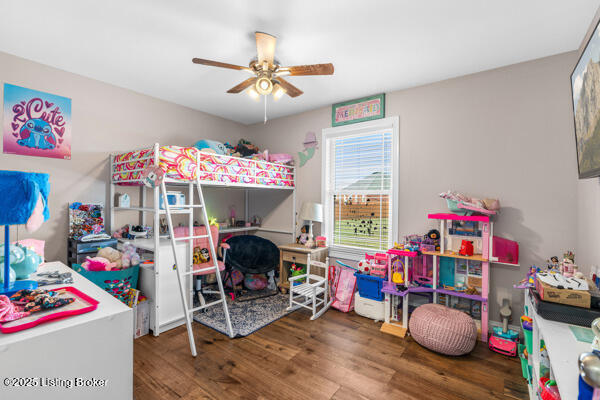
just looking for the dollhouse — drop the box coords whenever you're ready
[380,212,519,342]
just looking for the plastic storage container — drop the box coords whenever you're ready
[72,263,139,303]
[354,272,385,301]
[159,191,185,209]
[354,292,386,321]
[518,344,528,380]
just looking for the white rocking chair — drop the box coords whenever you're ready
[287,258,332,320]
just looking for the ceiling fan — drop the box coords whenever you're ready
[192,32,334,100]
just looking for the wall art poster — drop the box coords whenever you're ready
[3,83,71,159]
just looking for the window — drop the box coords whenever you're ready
[322,117,399,260]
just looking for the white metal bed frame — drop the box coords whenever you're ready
[108,143,297,336]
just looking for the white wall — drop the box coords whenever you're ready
[247,52,580,321]
[0,51,246,263]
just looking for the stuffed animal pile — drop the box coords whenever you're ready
[193,138,294,165]
[81,242,140,272]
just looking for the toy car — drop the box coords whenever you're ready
[488,335,517,357]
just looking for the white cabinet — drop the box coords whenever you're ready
[133,239,191,335]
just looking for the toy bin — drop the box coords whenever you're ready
[72,264,139,303]
[354,272,385,301]
[518,344,528,380]
[354,293,385,321]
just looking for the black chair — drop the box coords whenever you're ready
[223,235,279,299]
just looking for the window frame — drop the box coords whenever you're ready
[321,116,399,261]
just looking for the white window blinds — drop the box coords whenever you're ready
[323,119,397,258]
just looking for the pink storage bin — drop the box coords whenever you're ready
[492,236,519,265]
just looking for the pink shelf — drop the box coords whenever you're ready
[387,249,418,257]
[427,213,490,222]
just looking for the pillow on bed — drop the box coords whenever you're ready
[193,139,227,155]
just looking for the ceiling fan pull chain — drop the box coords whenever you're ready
[264,94,268,124]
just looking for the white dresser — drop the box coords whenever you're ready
[0,261,132,400]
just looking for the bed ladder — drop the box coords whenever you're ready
[160,177,234,357]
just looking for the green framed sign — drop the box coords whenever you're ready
[332,93,385,127]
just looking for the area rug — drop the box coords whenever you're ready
[193,292,293,337]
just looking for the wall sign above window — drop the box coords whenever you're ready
[332,93,385,127]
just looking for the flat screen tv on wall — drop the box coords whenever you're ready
[572,18,600,179]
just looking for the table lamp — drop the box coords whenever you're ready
[0,171,50,296]
[299,202,322,248]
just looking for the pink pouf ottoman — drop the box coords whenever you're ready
[408,303,477,356]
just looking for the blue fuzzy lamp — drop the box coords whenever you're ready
[0,171,50,296]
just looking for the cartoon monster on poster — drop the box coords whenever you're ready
[17,118,56,150]
[3,83,71,160]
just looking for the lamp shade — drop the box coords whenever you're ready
[299,202,323,222]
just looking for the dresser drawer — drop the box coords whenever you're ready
[282,251,308,265]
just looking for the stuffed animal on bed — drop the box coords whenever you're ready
[223,142,241,157]
[193,139,227,155]
[235,139,260,157]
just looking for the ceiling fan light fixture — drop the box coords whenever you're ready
[272,83,286,100]
[255,76,273,95]
[247,87,260,101]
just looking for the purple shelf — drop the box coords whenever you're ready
[381,282,435,296]
[435,288,486,302]
[382,281,407,296]
[408,286,434,293]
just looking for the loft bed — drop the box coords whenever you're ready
[108,143,296,335]
[111,144,295,189]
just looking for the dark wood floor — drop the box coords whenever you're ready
[134,310,528,400]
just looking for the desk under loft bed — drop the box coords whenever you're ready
[109,143,296,336]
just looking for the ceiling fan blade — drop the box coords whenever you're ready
[192,58,250,71]
[226,78,257,93]
[255,32,276,68]
[280,63,334,76]
[277,77,303,98]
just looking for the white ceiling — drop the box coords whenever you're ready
[0,0,598,124]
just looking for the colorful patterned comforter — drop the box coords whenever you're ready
[112,146,294,187]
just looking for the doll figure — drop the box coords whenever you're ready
[296,225,309,245]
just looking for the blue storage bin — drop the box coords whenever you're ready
[354,272,385,301]
[72,263,139,303]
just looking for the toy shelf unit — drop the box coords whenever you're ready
[109,143,296,336]
[423,213,519,342]
[380,249,435,338]
[523,290,586,400]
